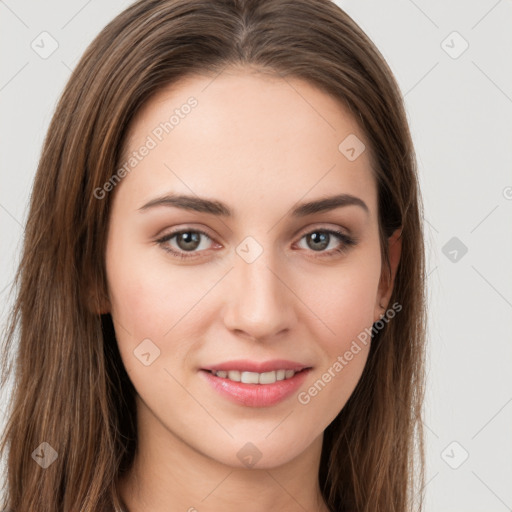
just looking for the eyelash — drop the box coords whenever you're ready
[155,227,357,261]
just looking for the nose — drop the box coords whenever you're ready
[221,251,297,342]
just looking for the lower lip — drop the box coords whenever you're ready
[200,369,311,407]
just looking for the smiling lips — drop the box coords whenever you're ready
[202,359,310,384]
[200,359,312,407]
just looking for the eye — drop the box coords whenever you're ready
[295,228,356,258]
[156,228,218,260]
[156,227,357,261]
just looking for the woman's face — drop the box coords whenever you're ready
[105,69,397,469]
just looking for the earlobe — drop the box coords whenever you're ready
[85,288,111,315]
[374,228,402,321]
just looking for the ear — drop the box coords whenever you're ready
[374,228,402,322]
[84,280,111,315]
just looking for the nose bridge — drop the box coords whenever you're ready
[222,239,295,340]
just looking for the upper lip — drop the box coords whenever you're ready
[202,359,311,373]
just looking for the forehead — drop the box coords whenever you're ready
[116,69,377,217]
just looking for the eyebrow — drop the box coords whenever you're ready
[138,192,369,217]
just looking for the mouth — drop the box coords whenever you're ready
[199,360,312,407]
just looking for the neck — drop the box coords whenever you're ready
[117,397,331,512]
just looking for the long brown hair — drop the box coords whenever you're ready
[0,1,427,510]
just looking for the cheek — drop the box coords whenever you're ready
[300,251,382,348]
[107,256,204,341]
[105,259,205,408]
[105,237,223,377]
[293,251,381,412]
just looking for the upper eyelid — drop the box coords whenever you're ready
[158,223,350,239]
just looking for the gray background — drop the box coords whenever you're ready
[1,1,511,510]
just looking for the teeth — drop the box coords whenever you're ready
[241,371,260,384]
[227,370,241,382]
[259,371,276,384]
[212,369,300,384]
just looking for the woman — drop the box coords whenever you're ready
[0,0,427,510]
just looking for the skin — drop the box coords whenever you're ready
[103,67,402,512]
